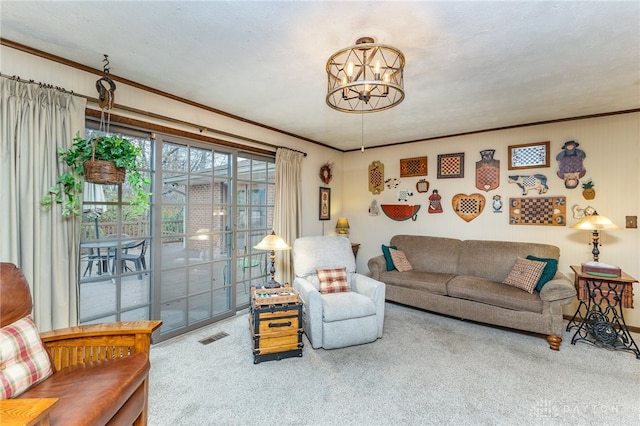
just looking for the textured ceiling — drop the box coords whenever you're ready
[1,1,639,151]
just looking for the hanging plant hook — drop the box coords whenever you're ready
[96,54,116,110]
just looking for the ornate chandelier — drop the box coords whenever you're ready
[326,36,405,113]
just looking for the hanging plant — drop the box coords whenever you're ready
[41,132,151,216]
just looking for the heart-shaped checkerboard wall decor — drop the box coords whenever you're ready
[452,193,485,222]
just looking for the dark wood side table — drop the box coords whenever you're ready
[567,265,639,359]
[249,286,303,364]
[351,243,360,258]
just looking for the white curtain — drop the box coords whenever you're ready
[0,76,87,331]
[273,148,304,285]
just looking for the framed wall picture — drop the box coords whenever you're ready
[319,187,331,220]
[400,156,428,177]
[508,141,550,170]
[437,153,465,179]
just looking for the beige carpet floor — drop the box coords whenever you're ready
[148,302,640,425]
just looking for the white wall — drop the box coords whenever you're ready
[4,45,639,326]
[342,113,640,326]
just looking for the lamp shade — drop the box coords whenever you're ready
[335,218,350,234]
[571,214,619,230]
[254,232,291,251]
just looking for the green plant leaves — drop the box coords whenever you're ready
[40,132,151,216]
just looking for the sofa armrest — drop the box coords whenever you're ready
[293,277,323,349]
[352,274,386,338]
[539,272,576,303]
[40,320,162,370]
[368,255,386,280]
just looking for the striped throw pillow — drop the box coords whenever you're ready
[503,257,546,294]
[0,315,53,399]
[317,267,349,294]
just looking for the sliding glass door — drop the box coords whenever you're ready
[154,136,274,341]
[78,126,153,325]
[79,125,273,342]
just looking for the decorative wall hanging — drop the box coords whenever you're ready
[319,162,333,184]
[572,204,596,220]
[581,179,595,200]
[319,187,331,220]
[369,199,380,216]
[452,193,485,222]
[381,204,421,221]
[368,161,384,194]
[507,174,549,196]
[509,196,566,226]
[385,178,401,189]
[397,189,414,201]
[437,153,464,179]
[508,141,550,170]
[475,149,500,192]
[428,190,443,214]
[556,140,586,189]
[400,156,428,177]
[416,179,429,193]
[492,195,503,213]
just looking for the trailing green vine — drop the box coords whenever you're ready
[41,132,151,216]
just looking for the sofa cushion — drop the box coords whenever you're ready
[389,249,413,272]
[381,244,397,271]
[317,267,349,293]
[19,352,150,426]
[447,275,543,313]
[321,292,376,322]
[390,235,462,274]
[378,270,452,295]
[457,240,560,282]
[0,315,53,399]
[526,255,559,292]
[503,257,546,294]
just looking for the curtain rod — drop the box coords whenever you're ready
[1,71,307,157]
[84,97,306,157]
[277,147,308,157]
[0,72,74,94]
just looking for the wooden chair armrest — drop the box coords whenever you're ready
[0,398,59,425]
[40,320,162,370]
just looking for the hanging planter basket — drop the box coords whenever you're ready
[83,138,126,184]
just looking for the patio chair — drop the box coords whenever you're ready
[121,239,148,279]
[223,247,266,291]
[81,233,128,277]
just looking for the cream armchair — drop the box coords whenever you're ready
[292,236,385,349]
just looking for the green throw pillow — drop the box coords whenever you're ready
[381,244,397,271]
[526,255,558,292]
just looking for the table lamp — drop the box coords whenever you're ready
[571,212,619,262]
[335,218,350,236]
[254,231,291,288]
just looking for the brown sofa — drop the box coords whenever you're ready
[0,262,161,425]
[368,235,577,350]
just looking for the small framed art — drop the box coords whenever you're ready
[437,153,465,179]
[508,141,550,170]
[319,187,331,220]
[400,156,428,177]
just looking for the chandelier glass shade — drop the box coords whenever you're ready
[326,37,405,113]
